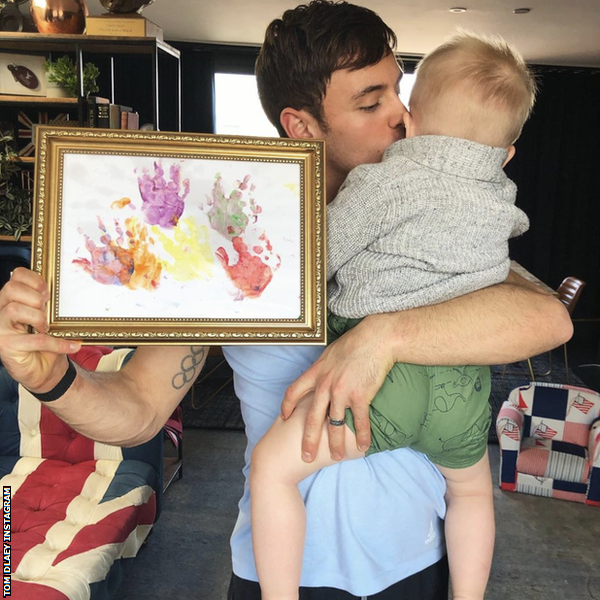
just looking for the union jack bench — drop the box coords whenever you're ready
[0,347,163,599]
[496,382,600,505]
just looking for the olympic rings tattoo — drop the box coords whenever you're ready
[172,346,207,389]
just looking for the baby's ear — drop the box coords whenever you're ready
[503,145,516,167]
[403,111,416,138]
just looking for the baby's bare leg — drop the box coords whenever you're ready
[438,451,495,600]
[250,395,364,600]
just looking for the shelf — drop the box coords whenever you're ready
[0,95,79,105]
[11,157,35,164]
[0,31,182,132]
[0,32,180,58]
[0,235,32,243]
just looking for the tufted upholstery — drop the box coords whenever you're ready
[1,347,163,600]
[497,382,600,505]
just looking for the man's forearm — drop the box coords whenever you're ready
[372,279,572,366]
[43,345,207,447]
[282,271,572,461]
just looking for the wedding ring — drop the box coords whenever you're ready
[327,406,346,426]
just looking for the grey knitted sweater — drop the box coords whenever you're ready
[327,135,529,318]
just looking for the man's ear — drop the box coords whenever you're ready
[403,111,416,139]
[503,145,516,167]
[280,108,321,139]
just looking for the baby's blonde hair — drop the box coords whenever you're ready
[409,30,537,147]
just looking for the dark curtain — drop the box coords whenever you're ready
[177,45,215,134]
[505,66,600,319]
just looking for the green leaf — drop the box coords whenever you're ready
[44,55,100,97]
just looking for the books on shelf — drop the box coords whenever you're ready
[122,110,139,130]
[109,103,132,129]
[86,98,140,130]
[85,14,163,41]
[86,95,109,128]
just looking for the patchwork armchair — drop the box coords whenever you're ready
[496,382,600,505]
[0,346,164,600]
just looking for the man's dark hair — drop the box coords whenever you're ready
[255,0,397,137]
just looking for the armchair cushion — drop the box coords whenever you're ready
[517,438,590,483]
[1,347,163,600]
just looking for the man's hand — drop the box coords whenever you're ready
[0,268,80,392]
[281,315,395,462]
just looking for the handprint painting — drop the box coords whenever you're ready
[33,128,325,344]
[60,155,295,317]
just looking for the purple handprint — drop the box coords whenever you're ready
[137,161,190,228]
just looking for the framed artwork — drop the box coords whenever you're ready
[32,126,326,345]
[0,53,47,96]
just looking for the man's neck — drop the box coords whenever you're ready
[326,171,345,204]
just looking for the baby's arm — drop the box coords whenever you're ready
[438,452,495,600]
[250,397,364,599]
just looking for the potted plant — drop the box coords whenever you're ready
[0,132,33,241]
[44,55,100,98]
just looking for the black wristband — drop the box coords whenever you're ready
[27,358,77,402]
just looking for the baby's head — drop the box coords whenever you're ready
[407,30,537,149]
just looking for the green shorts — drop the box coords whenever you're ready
[328,314,491,469]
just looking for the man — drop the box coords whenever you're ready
[225,4,570,598]
[0,1,571,598]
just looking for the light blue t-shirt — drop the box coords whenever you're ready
[223,344,447,596]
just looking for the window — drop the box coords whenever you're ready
[400,72,416,108]
[214,73,278,137]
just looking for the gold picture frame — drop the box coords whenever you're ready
[33,127,326,345]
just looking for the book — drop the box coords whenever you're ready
[121,110,139,130]
[85,14,163,41]
[96,103,110,128]
[86,96,110,128]
[126,111,139,130]
[109,103,132,129]
[108,103,119,129]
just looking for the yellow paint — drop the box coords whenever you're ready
[284,182,299,194]
[152,216,214,281]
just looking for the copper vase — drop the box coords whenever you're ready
[30,0,88,34]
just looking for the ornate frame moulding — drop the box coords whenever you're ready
[33,127,326,345]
